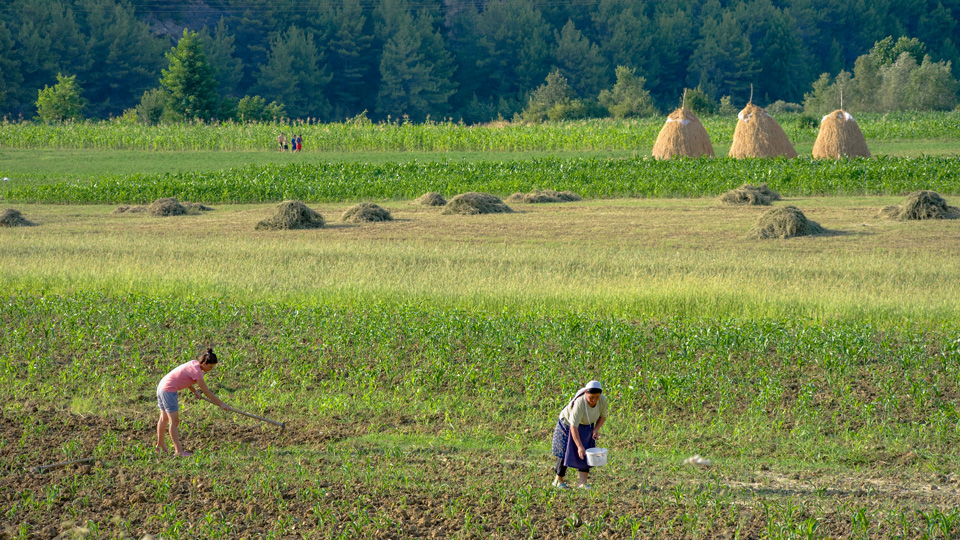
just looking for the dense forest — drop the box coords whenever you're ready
[2,0,959,123]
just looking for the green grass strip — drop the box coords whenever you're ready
[4,155,960,204]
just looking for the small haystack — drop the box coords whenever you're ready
[255,200,325,230]
[342,203,393,223]
[505,189,582,203]
[147,198,187,217]
[719,183,782,206]
[729,103,798,159]
[652,107,714,159]
[749,206,824,239]
[0,208,35,227]
[877,191,960,220]
[415,192,447,206]
[812,110,870,159]
[442,192,514,215]
[112,205,147,214]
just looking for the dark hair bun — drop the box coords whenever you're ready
[206,347,213,354]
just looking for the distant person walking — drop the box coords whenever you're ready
[278,132,287,152]
[551,380,608,489]
[295,134,303,152]
[155,348,229,457]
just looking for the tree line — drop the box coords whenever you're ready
[4,0,960,124]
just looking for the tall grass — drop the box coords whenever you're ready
[2,111,958,152]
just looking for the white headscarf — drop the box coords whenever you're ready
[563,380,603,413]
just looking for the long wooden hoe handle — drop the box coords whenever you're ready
[198,395,286,430]
[30,456,96,474]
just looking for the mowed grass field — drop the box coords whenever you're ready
[3,192,960,539]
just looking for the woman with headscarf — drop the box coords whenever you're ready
[551,380,608,489]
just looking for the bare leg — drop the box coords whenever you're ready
[168,411,186,455]
[155,411,169,453]
[578,470,589,487]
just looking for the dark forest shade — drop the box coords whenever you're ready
[0,0,958,122]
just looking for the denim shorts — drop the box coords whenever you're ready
[156,390,179,413]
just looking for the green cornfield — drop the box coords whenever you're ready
[2,111,958,152]
[4,155,959,204]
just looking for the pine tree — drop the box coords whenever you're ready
[376,8,456,121]
[554,20,609,98]
[200,18,244,99]
[687,7,758,101]
[592,0,660,92]
[475,0,553,109]
[255,25,333,120]
[160,29,220,121]
[327,0,376,118]
[78,0,166,118]
[0,22,21,112]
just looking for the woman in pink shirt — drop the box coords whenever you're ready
[155,348,229,457]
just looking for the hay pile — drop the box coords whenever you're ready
[185,202,214,212]
[114,201,212,215]
[0,208,35,227]
[729,103,798,159]
[113,205,147,214]
[652,107,715,159]
[147,198,187,217]
[812,110,870,159]
[255,200,325,230]
[878,191,960,220]
[415,192,447,206]
[749,206,824,239]
[342,203,393,223]
[442,192,514,215]
[505,189,582,203]
[719,183,782,206]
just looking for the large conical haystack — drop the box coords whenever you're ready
[749,206,824,239]
[812,109,870,159]
[341,203,393,223]
[415,192,446,206]
[729,103,798,159]
[442,192,514,215]
[147,198,188,217]
[255,200,325,230]
[505,189,582,203]
[877,190,960,220]
[0,208,36,227]
[652,107,714,159]
[719,183,782,206]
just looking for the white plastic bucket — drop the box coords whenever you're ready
[585,447,608,467]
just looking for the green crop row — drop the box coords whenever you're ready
[1,111,958,151]
[4,155,959,204]
[2,292,959,458]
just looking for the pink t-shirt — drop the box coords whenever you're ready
[158,360,205,392]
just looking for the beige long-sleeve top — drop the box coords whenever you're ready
[559,394,608,427]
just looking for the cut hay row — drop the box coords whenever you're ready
[8,156,960,205]
[505,189,582,204]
